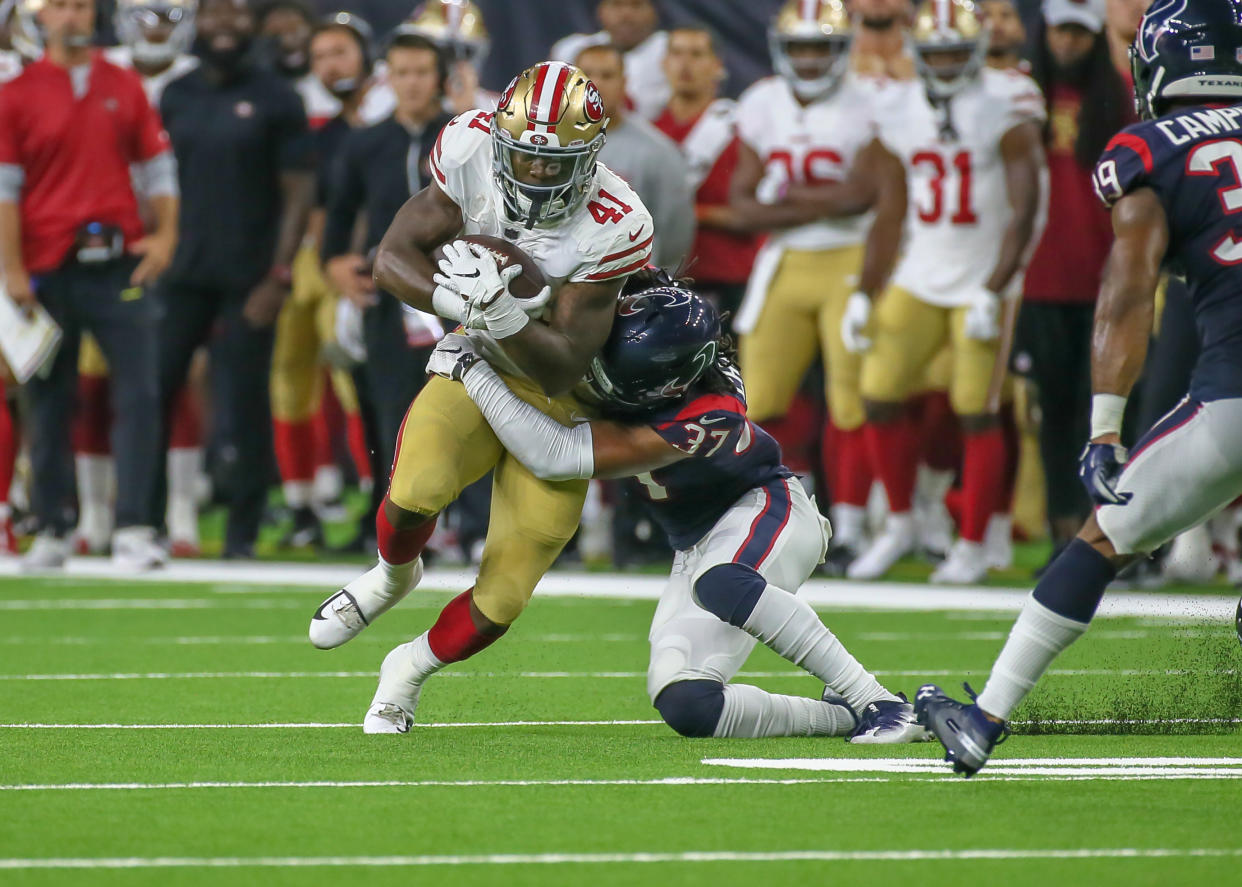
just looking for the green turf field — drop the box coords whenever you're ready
[1,568,1240,886]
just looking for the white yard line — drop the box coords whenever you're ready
[0,558,1235,619]
[2,848,1240,869]
[0,720,665,729]
[1,667,1233,681]
[703,756,1242,779]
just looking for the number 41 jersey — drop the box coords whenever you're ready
[627,365,792,550]
[1094,105,1242,401]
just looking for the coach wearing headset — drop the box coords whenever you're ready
[321,32,453,478]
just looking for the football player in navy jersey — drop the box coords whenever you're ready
[422,274,930,742]
[916,0,1242,776]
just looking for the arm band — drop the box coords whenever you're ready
[1090,393,1128,439]
[462,362,594,481]
[0,163,23,202]
[132,152,179,199]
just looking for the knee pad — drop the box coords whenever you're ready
[653,679,725,738]
[692,563,766,628]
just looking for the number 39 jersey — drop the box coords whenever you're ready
[735,75,879,251]
[429,109,654,378]
[876,68,1045,306]
[1094,106,1242,401]
[627,365,792,550]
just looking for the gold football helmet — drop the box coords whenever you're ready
[911,0,990,98]
[491,61,608,228]
[769,0,854,101]
[397,0,489,65]
[114,0,198,66]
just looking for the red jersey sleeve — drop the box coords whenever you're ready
[0,89,21,166]
[126,71,171,162]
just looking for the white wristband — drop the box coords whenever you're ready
[483,292,531,339]
[1090,393,1127,439]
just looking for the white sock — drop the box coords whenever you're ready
[742,584,897,712]
[166,447,202,544]
[714,683,854,737]
[407,632,447,684]
[830,503,865,548]
[975,594,1089,720]
[313,464,344,505]
[284,479,312,510]
[346,557,421,619]
[915,464,955,506]
[75,454,115,542]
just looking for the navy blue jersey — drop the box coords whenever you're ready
[1093,105,1242,401]
[625,365,791,550]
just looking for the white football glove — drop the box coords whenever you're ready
[840,291,873,354]
[962,285,1001,342]
[425,332,481,382]
[430,240,481,324]
[754,162,790,206]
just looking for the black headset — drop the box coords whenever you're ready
[315,10,377,77]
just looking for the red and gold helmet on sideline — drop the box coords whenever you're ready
[911,0,990,98]
[8,0,44,59]
[396,0,489,65]
[769,0,855,101]
[491,61,608,229]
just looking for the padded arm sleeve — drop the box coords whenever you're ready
[132,151,179,199]
[462,362,595,481]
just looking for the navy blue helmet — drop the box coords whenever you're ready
[1131,0,1242,120]
[585,286,721,415]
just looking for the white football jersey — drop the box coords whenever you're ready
[878,68,1046,306]
[104,46,199,106]
[293,66,396,130]
[735,75,879,251]
[550,29,670,120]
[0,50,23,86]
[429,109,654,378]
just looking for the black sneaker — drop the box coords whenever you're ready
[913,683,1009,777]
[285,506,324,549]
[1234,596,1242,646]
[847,692,932,744]
[819,544,859,577]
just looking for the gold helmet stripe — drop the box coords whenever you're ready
[529,61,574,132]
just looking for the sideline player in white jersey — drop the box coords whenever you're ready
[844,0,1046,584]
[306,61,655,733]
[106,0,199,105]
[428,279,929,742]
[731,0,906,573]
[395,0,497,115]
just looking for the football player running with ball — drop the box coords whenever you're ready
[428,276,929,742]
[306,62,654,733]
[917,0,1242,775]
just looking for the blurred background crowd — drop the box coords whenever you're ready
[0,0,1234,588]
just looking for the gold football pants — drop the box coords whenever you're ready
[387,374,588,626]
[739,245,865,430]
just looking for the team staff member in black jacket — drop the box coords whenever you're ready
[321,32,453,473]
[157,0,314,558]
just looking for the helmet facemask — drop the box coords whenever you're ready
[116,0,198,67]
[913,34,989,99]
[771,31,852,101]
[492,130,604,228]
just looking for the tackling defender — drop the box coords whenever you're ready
[426,277,928,742]
[307,61,654,733]
[917,0,1242,775]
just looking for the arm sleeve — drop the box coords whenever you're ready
[131,151,178,198]
[0,94,23,201]
[129,76,172,162]
[0,165,23,202]
[461,362,595,481]
[321,134,365,262]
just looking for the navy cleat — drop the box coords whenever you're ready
[847,692,932,744]
[914,683,1009,777]
[1235,595,1242,646]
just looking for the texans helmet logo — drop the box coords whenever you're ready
[583,81,605,122]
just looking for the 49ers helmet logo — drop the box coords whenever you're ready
[583,81,605,122]
[498,76,518,111]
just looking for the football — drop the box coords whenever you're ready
[432,234,548,300]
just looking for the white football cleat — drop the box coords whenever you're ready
[846,514,914,580]
[21,532,70,571]
[983,513,1014,569]
[111,526,168,571]
[363,642,426,734]
[931,539,990,585]
[309,557,423,650]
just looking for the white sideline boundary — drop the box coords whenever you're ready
[1,557,1237,619]
[2,848,1241,869]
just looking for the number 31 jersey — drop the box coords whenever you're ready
[429,109,654,378]
[1094,105,1242,401]
[875,68,1045,306]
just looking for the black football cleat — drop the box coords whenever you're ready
[1235,595,1242,646]
[848,692,932,744]
[914,683,1009,777]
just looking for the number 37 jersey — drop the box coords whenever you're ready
[429,109,653,377]
[628,366,792,550]
[875,69,1045,306]
[1094,105,1242,401]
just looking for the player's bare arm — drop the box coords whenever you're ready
[853,139,908,298]
[372,181,465,312]
[492,276,623,397]
[982,120,1044,294]
[1089,187,1169,445]
[725,141,847,231]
